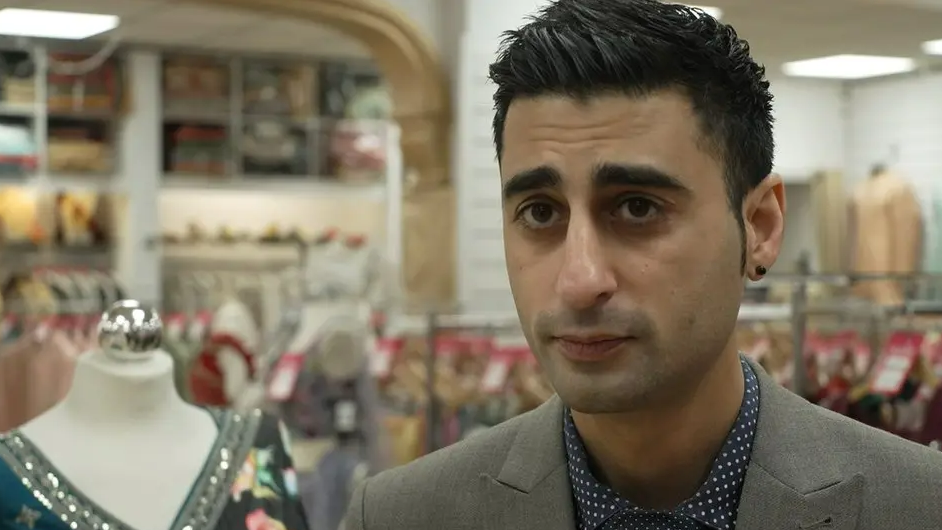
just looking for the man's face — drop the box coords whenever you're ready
[500,91,783,414]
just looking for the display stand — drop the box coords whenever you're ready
[158,52,388,185]
[0,38,402,309]
[0,45,127,293]
[0,47,125,180]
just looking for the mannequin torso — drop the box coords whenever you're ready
[850,171,923,305]
[0,349,308,530]
[18,349,218,530]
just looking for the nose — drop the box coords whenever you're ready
[555,216,617,310]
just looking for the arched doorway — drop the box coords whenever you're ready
[185,0,455,309]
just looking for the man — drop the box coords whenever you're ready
[344,1,942,528]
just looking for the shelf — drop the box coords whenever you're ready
[0,244,113,272]
[739,303,792,321]
[160,174,386,198]
[0,48,127,179]
[159,51,390,183]
[0,103,38,118]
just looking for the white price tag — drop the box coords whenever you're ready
[370,349,392,377]
[481,360,510,393]
[266,352,304,402]
[335,401,358,433]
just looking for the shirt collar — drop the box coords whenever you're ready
[564,356,760,529]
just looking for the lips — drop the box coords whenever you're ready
[554,335,630,362]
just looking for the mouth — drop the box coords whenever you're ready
[552,335,632,362]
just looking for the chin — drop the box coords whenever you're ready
[553,372,665,414]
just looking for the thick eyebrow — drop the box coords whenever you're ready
[592,163,691,195]
[502,163,691,202]
[502,166,562,201]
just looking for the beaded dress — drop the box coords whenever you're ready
[0,409,307,530]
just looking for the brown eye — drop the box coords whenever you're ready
[520,203,560,228]
[617,197,660,223]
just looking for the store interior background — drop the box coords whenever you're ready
[2,0,940,315]
[2,0,942,524]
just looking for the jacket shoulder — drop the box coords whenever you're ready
[354,410,534,524]
[796,401,942,515]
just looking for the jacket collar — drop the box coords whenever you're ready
[483,359,864,530]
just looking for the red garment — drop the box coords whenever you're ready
[189,333,255,407]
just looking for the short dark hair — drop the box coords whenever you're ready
[488,0,775,218]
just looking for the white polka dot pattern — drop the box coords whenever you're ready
[564,357,760,530]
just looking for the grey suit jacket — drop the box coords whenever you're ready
[344,364,942,529]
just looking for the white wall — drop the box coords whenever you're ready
[845,73,942,191]
[770,78,847,181]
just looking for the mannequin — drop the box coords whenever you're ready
[0,300,308,530]
[848,165,923,306]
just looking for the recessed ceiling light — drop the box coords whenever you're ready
[922,39,942,55]
[687,5,723,19]
[0,8,119,40]
[782,55,916,79]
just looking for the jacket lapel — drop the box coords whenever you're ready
[737,363,865,530]
[481,397,575,530]
[476,362,867,530]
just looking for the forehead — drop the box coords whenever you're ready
[499,91,718,188]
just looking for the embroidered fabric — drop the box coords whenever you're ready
[0,409,309,530]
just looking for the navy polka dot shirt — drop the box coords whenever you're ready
[564,356,760,530]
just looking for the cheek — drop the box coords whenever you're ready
[505,241,554,311]
[628,212,741,319]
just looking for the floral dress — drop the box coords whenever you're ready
[0,408,308,530]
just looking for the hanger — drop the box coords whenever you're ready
[193,272,218,310]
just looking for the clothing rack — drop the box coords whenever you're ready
[761,254,942,397]
[384,312,522,453]
[423,312,521,452]
[402,263,942,453]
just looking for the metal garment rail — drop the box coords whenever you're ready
[418,269,942,446]
[774,259,942,398]
[422,312,521,453]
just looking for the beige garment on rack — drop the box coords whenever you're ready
[811,170,847,273]
[849,171,923,306]
[0,331,78,432]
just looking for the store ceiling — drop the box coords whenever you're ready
[3,0,372,58]
[696,0,942,68]
[4,0,942,71]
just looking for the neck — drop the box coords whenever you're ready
[571,347,745,509]
[61,349,185,425]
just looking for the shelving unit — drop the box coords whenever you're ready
[0,48,125,180]
[0,44,401,305]
[159,52,390,185]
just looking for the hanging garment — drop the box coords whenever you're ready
[921,386,942,444]
[163,335,198,403]
[299,445,367,530]
[921,191,942,300]
[0,409,308,530]
[189,334,256,407]
[277,345,388,473]
[849,171,923,306]
[811,170,848,273]
[0,331,78,432]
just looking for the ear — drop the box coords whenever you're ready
[742,174,786,281]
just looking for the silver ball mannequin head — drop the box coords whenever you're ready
[97,299,163,362]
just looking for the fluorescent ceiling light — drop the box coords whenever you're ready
[0,8,119,40]
[922,39,942,55]
[687,5,723,19]
[782,54,916,80]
